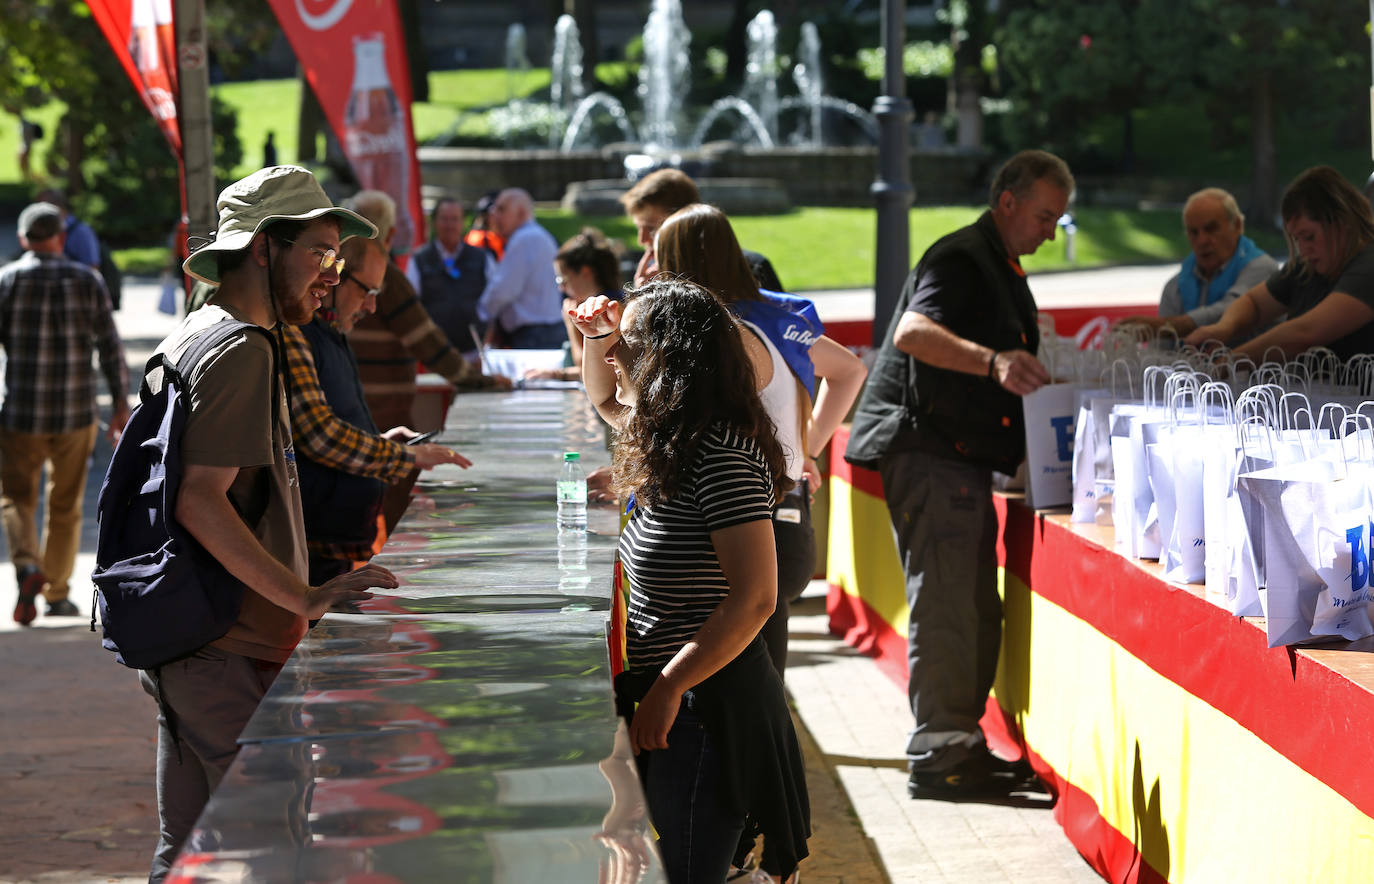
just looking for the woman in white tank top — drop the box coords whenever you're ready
[655,204,868,677]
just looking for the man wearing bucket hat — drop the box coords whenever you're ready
[137,165,399,883]
[0,201,128,626]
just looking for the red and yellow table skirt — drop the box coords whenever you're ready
[826,426,1374,884]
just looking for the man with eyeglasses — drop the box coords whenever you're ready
[281,233,473,584]
[137,165,401,882]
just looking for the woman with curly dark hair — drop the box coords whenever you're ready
[654,203,867,677]
[572,279,809,884]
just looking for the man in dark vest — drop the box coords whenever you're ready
[404,196,490,361]
[283,234,472,583]
[845,150,1071,798]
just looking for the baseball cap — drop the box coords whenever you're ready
[18,202,63,241]
[183,165,377,284]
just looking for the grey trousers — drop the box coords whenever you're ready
[138,645,281,884]
[878,448,1002,771]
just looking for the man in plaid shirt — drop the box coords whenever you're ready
[0,201,129,625]
[282,233,471,583]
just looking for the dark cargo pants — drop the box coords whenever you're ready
[138,645,281,883]
[879,448,1003,771]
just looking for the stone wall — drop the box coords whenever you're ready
[418,146,993,211]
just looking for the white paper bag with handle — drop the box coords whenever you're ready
[1023,382,1079,509]
[1237,456,1374,647]
[1166,383,1233,585]
[1071,388,1109,522]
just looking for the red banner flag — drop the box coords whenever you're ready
[86,0,182,154]
[266,0,424,256]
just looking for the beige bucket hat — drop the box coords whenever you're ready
[183,165,377,284]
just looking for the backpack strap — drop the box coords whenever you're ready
[152,318,279,528]
[139,319,269,404]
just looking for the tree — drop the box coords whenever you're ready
[0,1,114,194]
[1191,0,1366,225]
[998,0,1203,172]
[0,1,241,242]
[943,0,1004,149]
[996,0,1367,223]
[400,0,429,102]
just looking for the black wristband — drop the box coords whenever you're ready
[585,330,616,340]
[986,351,998,379]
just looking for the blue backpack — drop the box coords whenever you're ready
[91,319,274,669]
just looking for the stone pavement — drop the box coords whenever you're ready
[786,591,1102,884]
[0,278,1122,883]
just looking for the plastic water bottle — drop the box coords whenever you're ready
[557,452,587,531]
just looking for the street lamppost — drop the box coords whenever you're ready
[870,0,913,346]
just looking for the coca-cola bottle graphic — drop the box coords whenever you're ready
[344,34,415,252]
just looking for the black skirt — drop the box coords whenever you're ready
[615,636,811,878]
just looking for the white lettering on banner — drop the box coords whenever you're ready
[346,128,407,156]
[783,324,817,347]
[143,87,176,121]
[295,0,353,30]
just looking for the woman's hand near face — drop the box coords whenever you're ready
[575,295,630,428]
[571,295,622,339]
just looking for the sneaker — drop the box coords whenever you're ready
[46,598,79,617]
[907,750,1038,799]
[13,566,46,626]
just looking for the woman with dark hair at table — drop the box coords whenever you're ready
[572,280,809,884]
[526,227,623,383]
[1186,165,1374,361]
[654,203,867,676]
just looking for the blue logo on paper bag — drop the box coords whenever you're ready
[1050,415,1075,462]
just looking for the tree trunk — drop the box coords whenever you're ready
[567,0,599,94]
[725,0,753,87]
[951,0,989,149]
[297,68,323,164]
[62,112,86,196]
[399,0,429,103]
[1120,108,1134,174]
[1249,71,1278,229]
[954,67,983,149]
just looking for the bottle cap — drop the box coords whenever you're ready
[564,452,580,461]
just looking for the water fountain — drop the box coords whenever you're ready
[793,22,824,148]
[420,8,983,212]
[638,0,691,153]
[503,24,530,105]
[743,12,780,145]
[555,6,875,159]
[549,16,584,112]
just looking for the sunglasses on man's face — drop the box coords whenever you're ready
[280,239,345,275]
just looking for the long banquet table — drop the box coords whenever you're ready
[824,424,1374,884]
[167,389,665,883]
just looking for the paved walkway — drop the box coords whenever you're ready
[786,590,1101,883]
[0,279,1124,883]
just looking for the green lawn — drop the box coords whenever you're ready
[113,204,1207,283]
[539,204,1213,290]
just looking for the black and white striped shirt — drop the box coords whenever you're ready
[619,424,775,670]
